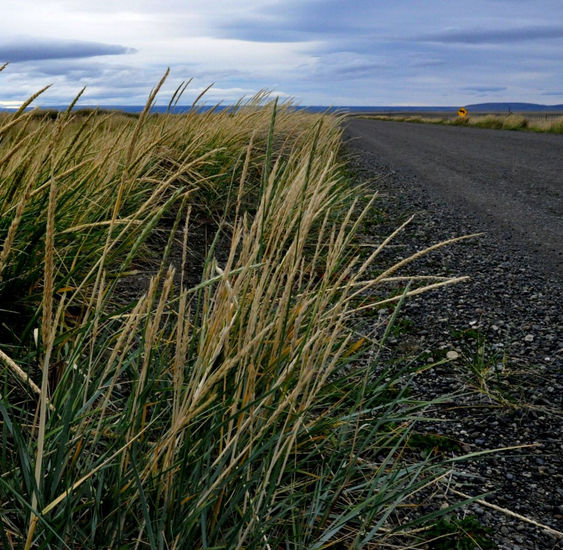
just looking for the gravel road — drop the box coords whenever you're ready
[346,119,563,273]
[344,121,562,549]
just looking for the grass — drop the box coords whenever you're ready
[0,67,480,548]
[421,514,495,549]
[360,113,563,134]
[447,327,539,409]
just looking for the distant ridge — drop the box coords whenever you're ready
[0,104,461,114]
[465,102,563,112]
[1,103,562,114]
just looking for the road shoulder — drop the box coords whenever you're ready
[345,139,563,549]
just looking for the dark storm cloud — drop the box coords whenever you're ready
[462,86,507,93]
[0,38,136,62]
[417,25,563,44]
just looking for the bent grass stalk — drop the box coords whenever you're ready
[25,114,66,549]
[0,76,478,547]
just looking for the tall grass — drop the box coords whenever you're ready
[1,71,469,548]
[361,113,563,133]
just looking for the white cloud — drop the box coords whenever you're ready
[1,0,562,106]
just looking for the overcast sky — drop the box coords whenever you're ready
[1,0,562,107]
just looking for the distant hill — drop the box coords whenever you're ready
[465,102,563,112]
[2,102,562,114]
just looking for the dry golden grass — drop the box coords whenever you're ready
[361,112,563,133]
[0,75,472,548]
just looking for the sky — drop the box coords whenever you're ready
[1,0,562,108]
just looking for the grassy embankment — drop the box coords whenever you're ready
[0,69,476,548]
[361,113,563,133]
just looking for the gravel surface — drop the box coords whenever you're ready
[344,122,562,549]
[346,119,563,274]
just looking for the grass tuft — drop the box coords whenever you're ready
[0,73,475,548]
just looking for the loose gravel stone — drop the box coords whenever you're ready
[344,129,563,550]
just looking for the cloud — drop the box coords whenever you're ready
[461,86,507,93]
[0,57,283,107]
[417,25,563,44]
[292,50,398,85]
[0,37,136,63]
[334,62,390,78]
[410,59,447,68]
[215,0,380,43]
[17,60,107,78]
[310,59,391,80]
[1,1,562,106]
